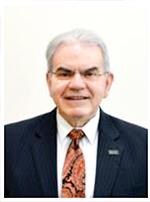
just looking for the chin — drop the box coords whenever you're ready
[67,109,90,118]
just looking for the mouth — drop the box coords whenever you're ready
[64,96,90,100]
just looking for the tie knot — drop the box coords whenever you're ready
[68,129,84,141]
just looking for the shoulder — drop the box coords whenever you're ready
[5,109,57,168]
[5,109,57,160]
[5,109,56,141]
[100,110,147,143]
[109,114,147,133]
[5,108,56,127]
[104,112,147,144]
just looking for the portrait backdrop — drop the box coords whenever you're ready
[4,1,148,128]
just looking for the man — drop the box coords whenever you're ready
[5,29,147,198]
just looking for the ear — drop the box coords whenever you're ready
[104,72,114,98]
[46,71,52,96]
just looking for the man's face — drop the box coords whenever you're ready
[47,42,113,126]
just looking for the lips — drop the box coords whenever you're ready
[65,96,89,100]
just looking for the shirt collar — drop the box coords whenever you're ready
[57,108,100,145]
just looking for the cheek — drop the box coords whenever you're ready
[49,81,67,98]
[89,82,106,98]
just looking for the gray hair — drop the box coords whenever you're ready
[46,28,110,71]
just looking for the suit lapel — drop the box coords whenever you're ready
[29,108,124,197]
[94,110,124,197]
[31,109,58,197]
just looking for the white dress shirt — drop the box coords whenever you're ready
[57,108,100,198]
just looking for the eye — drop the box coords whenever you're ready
[84,71,96,77]
[57,72,70,77]
[55,70,74,79]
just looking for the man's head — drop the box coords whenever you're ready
[46,28,110,72]
[46,29,113,127]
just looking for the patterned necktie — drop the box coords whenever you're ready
[61,129,85,198]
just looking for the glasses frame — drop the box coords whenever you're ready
[48,67,109,81]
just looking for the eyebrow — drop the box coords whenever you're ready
[84,67,100,72]
[55,67,72,72]
[55,66,100,72]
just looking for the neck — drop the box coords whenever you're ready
[60,113,97,128]
[66,118,88,127]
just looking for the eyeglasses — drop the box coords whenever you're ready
[49,67,109,81]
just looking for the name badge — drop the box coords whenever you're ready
[108,149,119,155]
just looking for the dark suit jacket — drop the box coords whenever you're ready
[5,108,148,197]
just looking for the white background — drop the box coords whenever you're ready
[0,1,149,201]
[4,1,148,128]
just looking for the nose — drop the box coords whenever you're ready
[68,72,86,90]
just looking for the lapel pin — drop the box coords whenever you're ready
[108,149,119,155]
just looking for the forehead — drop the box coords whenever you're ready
[52,42,104,68]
